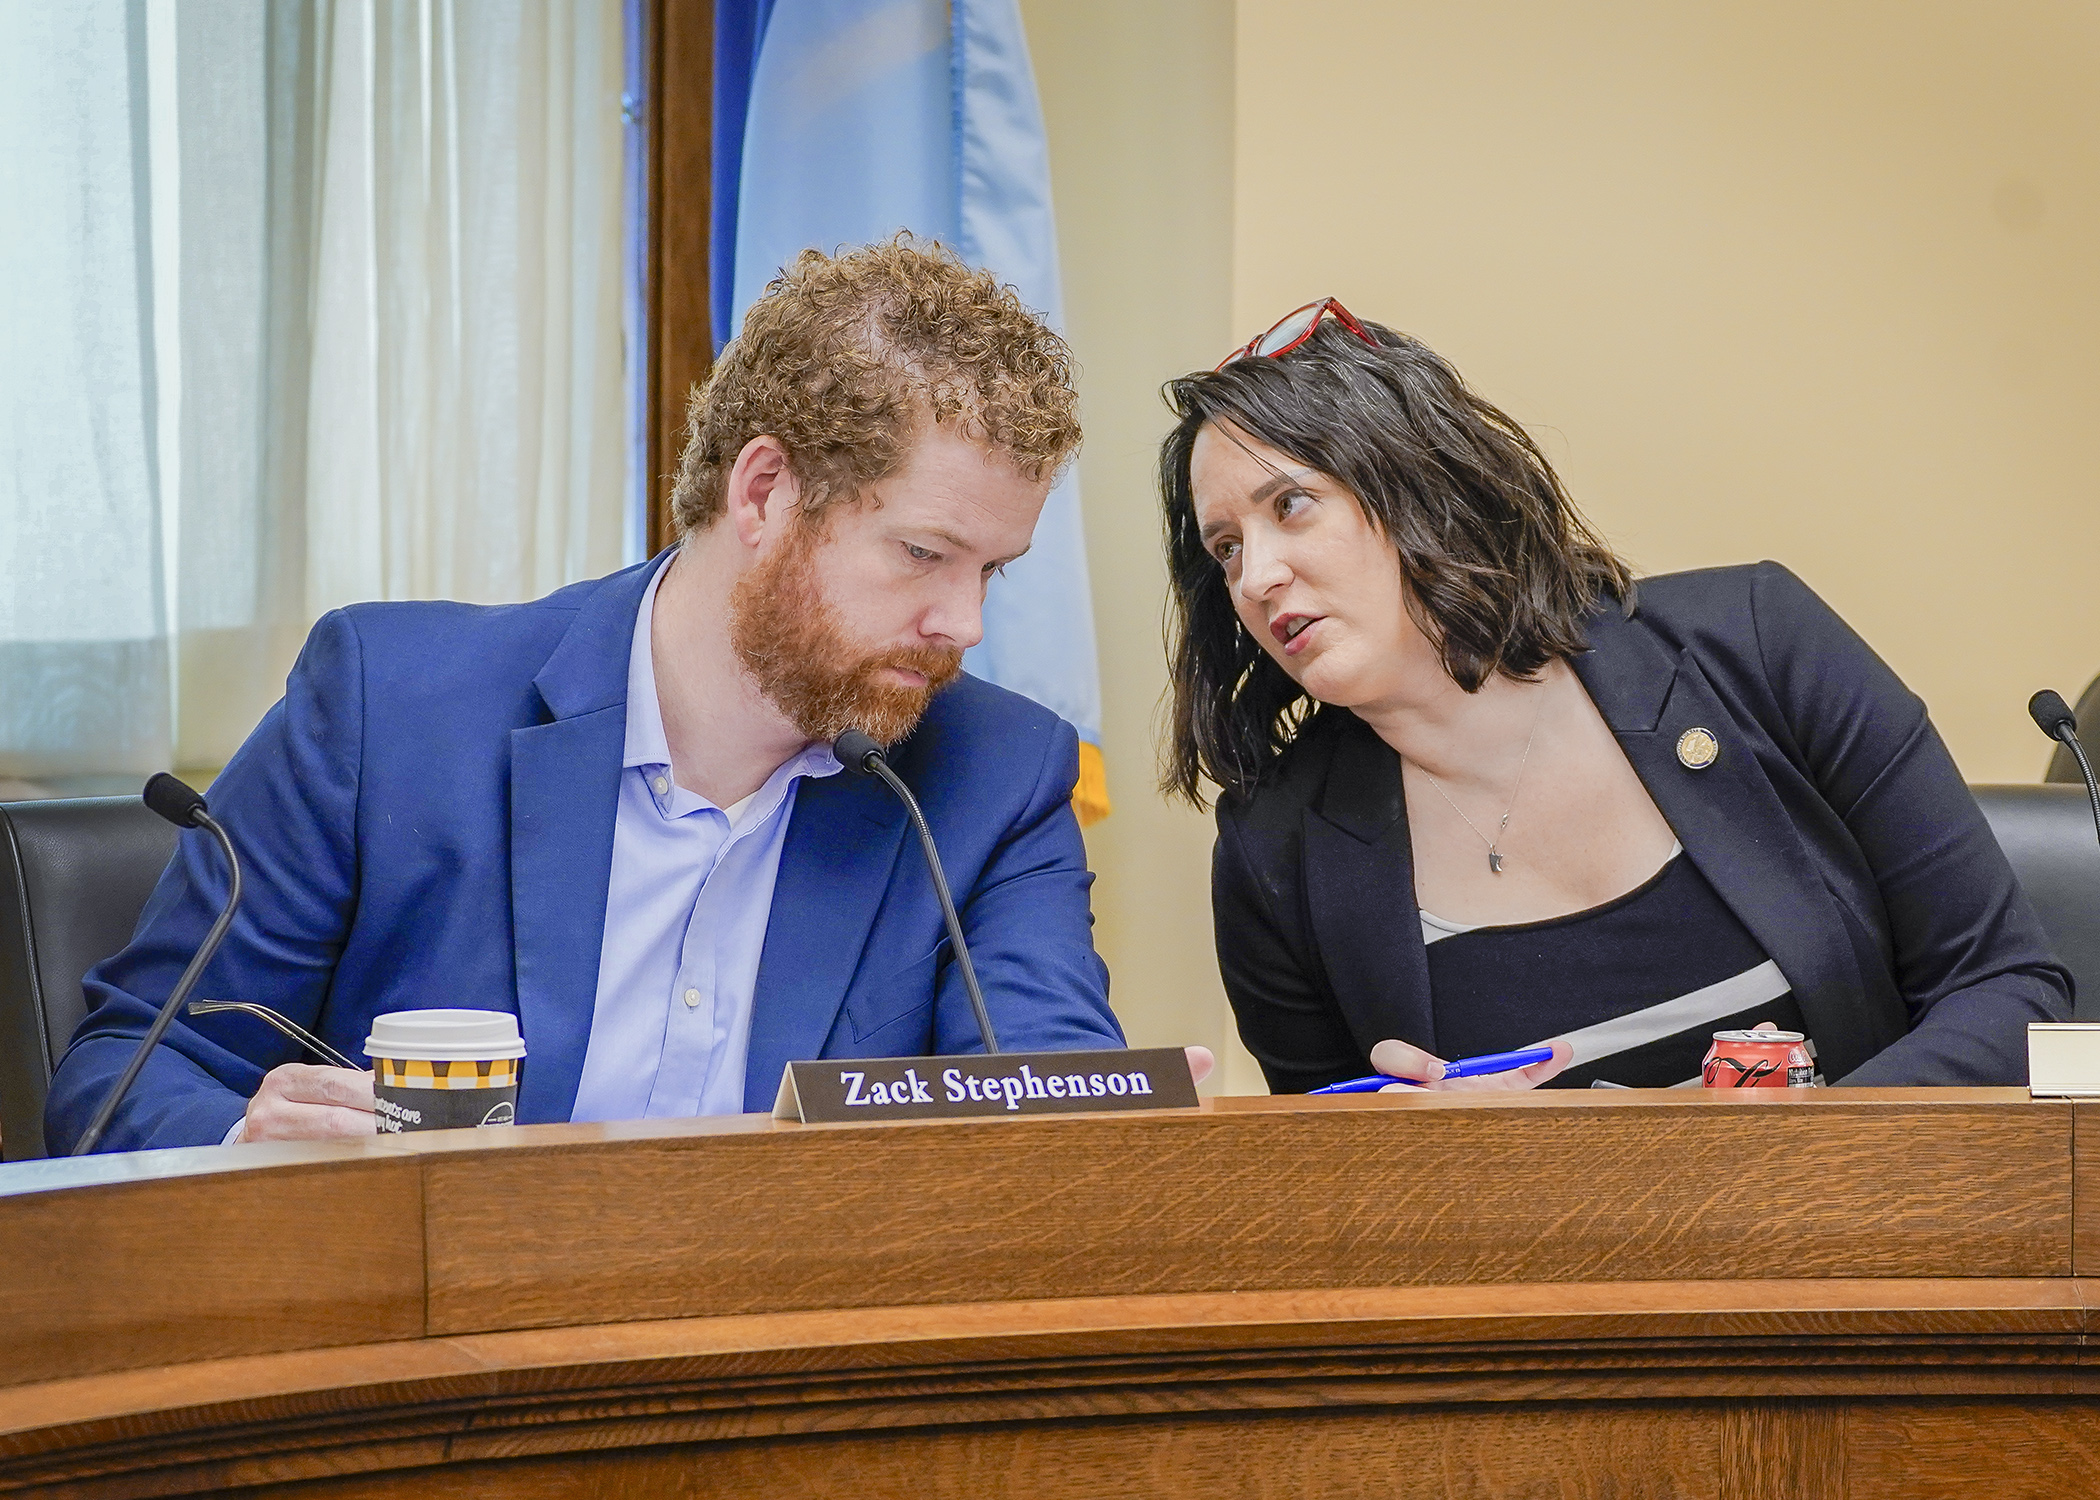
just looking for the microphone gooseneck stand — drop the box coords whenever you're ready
[833,729,1000,1054]
[73,775,246,1156]
[2029,690,2100,854]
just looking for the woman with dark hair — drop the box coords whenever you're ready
[1164,301,2067,1092]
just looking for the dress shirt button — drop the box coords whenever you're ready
[652,775,670,795]
[683,987,701,1008]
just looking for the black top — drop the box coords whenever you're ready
[1211,563,2071,1092]
[1424,852,1807,1088]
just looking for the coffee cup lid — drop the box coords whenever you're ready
[364,1009,527,1062]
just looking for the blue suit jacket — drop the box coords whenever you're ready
[45,556,1122,1153]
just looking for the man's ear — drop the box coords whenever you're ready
[723,435,798,547]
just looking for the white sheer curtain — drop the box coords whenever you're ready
[0,0,628,796]
[1,1,171,791]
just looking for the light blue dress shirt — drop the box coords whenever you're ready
[569,556,841,1122]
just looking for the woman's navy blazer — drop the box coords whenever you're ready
[1213,562,2071,1090]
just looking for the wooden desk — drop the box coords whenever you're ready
[0,1090,2090,1497]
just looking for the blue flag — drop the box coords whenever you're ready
[714,0,1108,822]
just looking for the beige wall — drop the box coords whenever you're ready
[1026,0,2099,1083]
[1235,0,2100,783]
[1021,0,1265,1092]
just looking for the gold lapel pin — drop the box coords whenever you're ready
[1677,727,1719,770]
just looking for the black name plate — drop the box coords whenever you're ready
[774,1048,1199,1123]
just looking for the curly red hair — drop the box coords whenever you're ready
[670,237,1080,534]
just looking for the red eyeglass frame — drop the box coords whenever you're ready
[1215,297,1377,370]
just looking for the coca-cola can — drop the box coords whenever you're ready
[1702,1029,1815,1089]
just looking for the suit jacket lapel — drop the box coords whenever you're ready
[742,770,910,1110]
[1304,720,1440,1055]
[1574,606,1871,1069]
[508,555,666,1123]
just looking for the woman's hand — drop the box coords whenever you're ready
[1368,1037,1572,1091]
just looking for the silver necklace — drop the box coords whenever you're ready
[1417,697,1544,875]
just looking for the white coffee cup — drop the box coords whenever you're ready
[364,1009,526,1133]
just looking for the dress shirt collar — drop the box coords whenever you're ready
[623,550,840,813]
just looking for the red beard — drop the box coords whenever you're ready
[729,521,963,747]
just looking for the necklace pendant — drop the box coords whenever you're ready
[1488,849,1504,874]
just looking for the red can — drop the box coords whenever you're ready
[1702,1029,1815,1089]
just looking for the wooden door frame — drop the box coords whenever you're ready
[641,0,714,555]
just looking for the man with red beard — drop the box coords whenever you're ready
[48,241,1153,1153]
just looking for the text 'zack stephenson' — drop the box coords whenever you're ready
[839,1063,1160,1111]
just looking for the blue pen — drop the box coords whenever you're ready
[1308,1045,1557,1094]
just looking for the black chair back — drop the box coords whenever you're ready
[1973,784,2100,1020]
[0,797,177,1160]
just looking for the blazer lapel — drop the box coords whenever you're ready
[1304,720,1440,1055]
[1574,606,1875,1071]
[742,770,910,1110]
[508,556,666,1123]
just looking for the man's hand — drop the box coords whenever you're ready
[1184,1045,1216,1087]
[1368,1037,1572,1092]
[239,1064,377,1142]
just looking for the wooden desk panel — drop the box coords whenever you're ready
[0,1091,2089,1497]
[422,1093,2070,1334]
[0,1151,422,1388]
[2075,1101,2100,1275]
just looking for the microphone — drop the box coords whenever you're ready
[2029,690,2100,853]
[2031,690,2079,741]
[142,771,208,829]
[72,774,246,1155]
[833,729,999,1054]
[771,735,1198,1123]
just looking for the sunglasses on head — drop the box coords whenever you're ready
[1215,297,1377,370]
